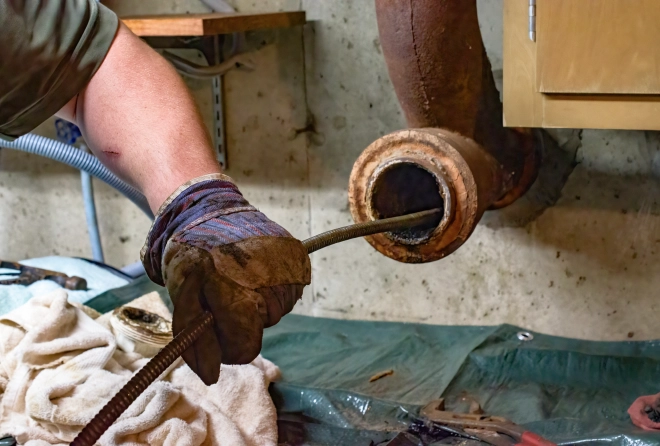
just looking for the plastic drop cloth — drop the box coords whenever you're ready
[261,316,660,446]
[0,256,129,316]
[86,281,660,446]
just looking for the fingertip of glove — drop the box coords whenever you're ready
[200,370,221,386]
[182,346,221,386]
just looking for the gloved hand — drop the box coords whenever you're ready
[629,392,660,430]
[141,174,311,385]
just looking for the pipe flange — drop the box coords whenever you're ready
[349,128,498,263]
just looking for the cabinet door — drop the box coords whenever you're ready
[504,0,660,130]
[537,0,660,94]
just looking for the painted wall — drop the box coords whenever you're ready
[2,0,659,341]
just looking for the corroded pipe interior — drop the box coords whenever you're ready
[349,128,502,263]
[368,162,444,244]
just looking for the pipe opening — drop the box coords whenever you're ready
[370,162,445,244]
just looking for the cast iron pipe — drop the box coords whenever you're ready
[348,0,539,263]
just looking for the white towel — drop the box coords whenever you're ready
[0,289,280,445]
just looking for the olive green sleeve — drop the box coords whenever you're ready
[0,0,119,140]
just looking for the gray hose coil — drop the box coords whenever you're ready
[0,134,154,219]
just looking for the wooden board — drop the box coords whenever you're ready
[503,0,660,130]
[536,0,660,94]
[122,11,306,37]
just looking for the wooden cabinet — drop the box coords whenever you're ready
[504,0,660,129]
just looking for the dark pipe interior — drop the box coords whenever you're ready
[370,163,444,243]
[122,307,159,324]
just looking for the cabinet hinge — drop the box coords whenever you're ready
[529,0,536,42]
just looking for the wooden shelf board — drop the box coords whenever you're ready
[122,11,306,37]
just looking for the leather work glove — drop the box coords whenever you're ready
[142,174,311,385]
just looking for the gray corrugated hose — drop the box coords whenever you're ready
[79,144,104,262]
[0,133,154,219]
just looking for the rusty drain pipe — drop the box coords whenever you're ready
[348,0,539,263]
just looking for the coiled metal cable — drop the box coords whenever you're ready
[71,208,441,445]
[303,208,441,254]
[71,312,213,445]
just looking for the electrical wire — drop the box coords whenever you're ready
[162,51,254,79]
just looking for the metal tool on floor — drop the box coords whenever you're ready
[0,260,87,291]
[418,399,557,446]
[71,208,442,446]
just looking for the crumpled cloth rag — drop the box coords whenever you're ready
[0,289,280,445]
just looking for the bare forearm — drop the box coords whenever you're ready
[58,23,221,212]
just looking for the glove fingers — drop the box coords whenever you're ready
[209,237,311,289]
[204,278,265,365]
[182,326,221,386]
[255,283,304,327]
[173,263,222,385]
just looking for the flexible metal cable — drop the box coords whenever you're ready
[302,208,441,253]
[71,208,441,445]
[71,312,214,446]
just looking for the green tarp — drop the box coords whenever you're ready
[263,316,660,445]
[88,281,660,445]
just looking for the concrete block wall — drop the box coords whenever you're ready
[1,0,659,341]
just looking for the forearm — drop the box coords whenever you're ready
[57,23,221,212]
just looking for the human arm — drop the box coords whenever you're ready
[62,14,311,384]
[57,22,222,212]
[1,0,311,384]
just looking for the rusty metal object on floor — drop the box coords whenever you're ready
[348,0,541,263]
[0,260,87,290]
[110,306,173,357]
[419,399,557,446]
[383,432,423,446]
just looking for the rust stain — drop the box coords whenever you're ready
[348,128,502,263]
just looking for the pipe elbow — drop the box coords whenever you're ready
[348,0,540,263]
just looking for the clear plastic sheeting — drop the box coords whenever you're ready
[262,315,660,446]
[85,274,171,315]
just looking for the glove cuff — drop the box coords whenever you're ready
[153,173,235,219]
[140,174,254,285]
